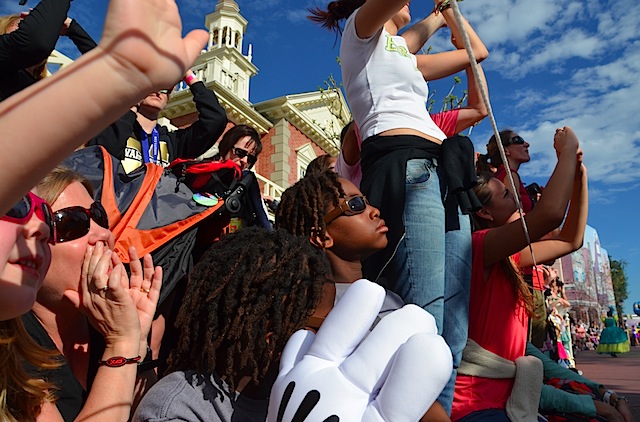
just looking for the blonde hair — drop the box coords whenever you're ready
[472,172,534,315]
[0,15,19,35]
[0,318,59,421]
[37,165,94,205]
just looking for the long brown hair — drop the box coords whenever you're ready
[0,318,59,421]
[308,0,365,34]
[472,172,534,314]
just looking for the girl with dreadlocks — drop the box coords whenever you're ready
[133,227,332,422]
[451,127,588,422]
[275,171,453,421]
[309,0,488,412]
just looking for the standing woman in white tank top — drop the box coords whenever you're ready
[309,0,488,414]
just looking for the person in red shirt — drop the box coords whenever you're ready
[452,127,588,422]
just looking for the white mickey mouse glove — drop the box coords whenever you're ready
[268,279,453,422]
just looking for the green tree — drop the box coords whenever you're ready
[609,256,628,318]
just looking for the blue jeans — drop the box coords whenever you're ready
[389,158,471,414]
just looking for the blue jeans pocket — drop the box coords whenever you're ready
[405,158,436,188]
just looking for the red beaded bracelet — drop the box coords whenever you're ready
[98,355,142,367]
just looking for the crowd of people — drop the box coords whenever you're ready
[0,0,635,421]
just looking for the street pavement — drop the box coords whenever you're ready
[573,346,640,419]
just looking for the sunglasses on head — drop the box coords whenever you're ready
[54,202,109,243]
[324,195,369,224]
[2,192,56,244]
[504,135,526,146]
[232,147,257,167]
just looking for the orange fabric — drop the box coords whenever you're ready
[97,155,225,262]
[98,147,122,229]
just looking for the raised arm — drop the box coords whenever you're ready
[0,0,70,69]
[520,160,588,267]
[354,0,413,38]
[0,0,208,215]
[482,127,580,267]
[453,64,488,133]
[401,11,446,54]
[416,7,488,81]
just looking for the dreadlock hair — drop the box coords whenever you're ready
[308,0,366,35]
[476,129,515,173]
[275,171,345,245]
[168,227,332,392]
[305,155,336,177]
[472,171,534,315]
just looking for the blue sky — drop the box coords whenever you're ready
[2,0,639,313]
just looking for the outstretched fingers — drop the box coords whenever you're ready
[308,279,385,363]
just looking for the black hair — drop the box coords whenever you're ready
[168,227,331,391]
[218,125,263,160]
[275,171,345,245]
[308,0,366,35]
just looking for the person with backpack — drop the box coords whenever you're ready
[87,69,227,174]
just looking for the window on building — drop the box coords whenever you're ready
[296,143,317,182]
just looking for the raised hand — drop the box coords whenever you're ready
[64,242,140,346]
[98,0,209,94]
[553,127,579,158]
[125,246,162,354]
[268,279,453,422]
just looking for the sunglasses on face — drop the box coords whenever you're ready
[232,147,258,167]
[504,135,526,146]
[54,202,109,243]
[2,192,56,244]
[324,195,369,224]
[158,89,171,95]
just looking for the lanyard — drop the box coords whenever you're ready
[140,127,160,164]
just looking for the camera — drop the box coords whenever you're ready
[525,183,542,202]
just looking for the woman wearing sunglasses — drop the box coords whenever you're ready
[211,124,273,230]
[216,124,262,172]
[452,128,587,421]
[21,165,162,421]
[0,190,59,421]
[478,130,533,213]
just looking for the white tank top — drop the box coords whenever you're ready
[340,9,446,142]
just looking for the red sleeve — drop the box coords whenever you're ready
[430,109,460,138]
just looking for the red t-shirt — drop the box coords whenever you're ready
[495,165,533,214]
[531,265,546,291]
[451,230,529,421]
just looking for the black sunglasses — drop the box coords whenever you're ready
[54,202,109,243]
[504,135,526,146]
[2,192,56,244]
[324,195,369,224]
[232,147,257,167]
